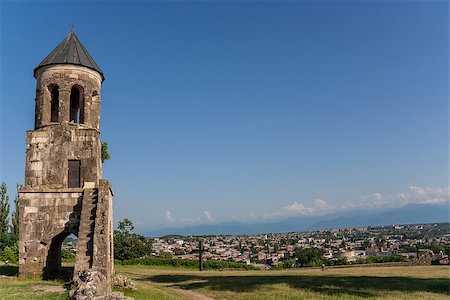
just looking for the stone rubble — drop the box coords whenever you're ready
[113,275,136,290]
[70,270,134,300]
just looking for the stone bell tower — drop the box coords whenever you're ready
[18,31,113,289]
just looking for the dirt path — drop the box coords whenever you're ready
[120,269,215,300]
[31,285,66,293]
[161,283,215,300]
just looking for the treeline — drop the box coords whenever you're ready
[0,182,21,263]
[275,248,406,269]
[325,255,406,267]
[118,257,258,270]
[113,219,256,270]
[399,243,450,257]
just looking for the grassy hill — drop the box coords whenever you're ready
[0,263,449,299]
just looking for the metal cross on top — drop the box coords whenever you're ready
[192,240,205,271]
[71,21,77,33]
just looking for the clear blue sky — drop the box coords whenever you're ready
[0,1,448,231]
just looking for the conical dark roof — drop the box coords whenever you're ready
[34,31,104,81]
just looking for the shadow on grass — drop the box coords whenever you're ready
[0,264,73,283]
[0,264,18,276]
[142,273,450,298]
[43,266,74,282]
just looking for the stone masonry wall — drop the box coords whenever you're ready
[18,189,82,275]
[25,125,101,189]
[34,65,102,130]
[92,180,114,285]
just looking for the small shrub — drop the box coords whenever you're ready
[119,256,257,270]
[326,257,349,266]
[0,243,18,263]
[353,255,406,265]
[61,249,75,262]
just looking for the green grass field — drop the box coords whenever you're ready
[1,263,449,299]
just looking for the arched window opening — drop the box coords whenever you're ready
[70,86,84,124]
[50,85,59,123]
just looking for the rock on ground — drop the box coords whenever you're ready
[70,270,133,300]
[113,275,136,290]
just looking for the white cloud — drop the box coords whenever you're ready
[313,198,335,212]
[359,192,388,208]
[357,186,450,209]
[283,198,334,215]
[165,210,173,221]
[164,210,203,225]
[164,185,449,225]
[284,201,314,215]
[402,185,450,204]
[261,185,449,221]
[204,210,213,221]
[262,198,336,219]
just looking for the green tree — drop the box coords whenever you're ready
[173,248,186,256]
[235,240,243,252]
[114,218,152,261]
[362,239,372,249]
[10,183,22,242]
[61,249,76,262]
[0,243,18,263]
[118,218,134,234]
[274,243,280,253]
[0,232,14,252]
[0,183,10,235]
[158,251,173,259]
[101,141,110,163]
[295,247,324,267]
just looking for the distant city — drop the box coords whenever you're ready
[65,222,450,269]
[151,222,450,268]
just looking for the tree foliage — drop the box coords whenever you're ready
[119,257,258,270]
[114,218,152,261]
[0,242,18,263]
[0,182,21,253]
[353,255,406,264]
[118,218,134,235]
[0,183,10,235]
[0,231,15,252]
[101,141,111,163]
[158,251,173,259]
[295,247,324,267]
[61,249,76,262]
[10,183,22,242]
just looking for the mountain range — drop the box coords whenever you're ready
[143,202,450,237]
